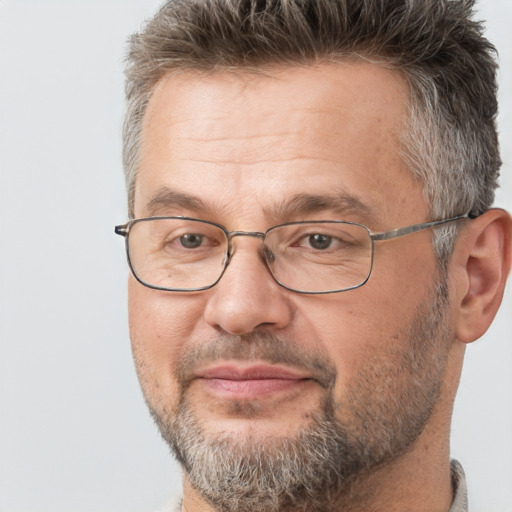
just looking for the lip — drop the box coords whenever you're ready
[196,364,312,399]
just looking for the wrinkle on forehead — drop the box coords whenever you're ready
[136,62,424,227]
[142,187,377,228]
[143,63,408,150]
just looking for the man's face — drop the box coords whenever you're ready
[129,63,455,509]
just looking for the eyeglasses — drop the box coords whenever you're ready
[115,213,469,294]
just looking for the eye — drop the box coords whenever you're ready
[307,234,333,250]
[178,233,205,249]
[291,229,355,252]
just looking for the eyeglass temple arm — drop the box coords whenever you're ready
[370,212,471,242]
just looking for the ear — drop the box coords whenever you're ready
[452,209,512,343]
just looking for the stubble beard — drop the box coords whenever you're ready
[142,279,453,512]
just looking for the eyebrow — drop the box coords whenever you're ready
[143,187,375,223]
[144,188,212,217]
[266,192,375,222]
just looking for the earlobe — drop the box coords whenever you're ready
[453,209,512,344]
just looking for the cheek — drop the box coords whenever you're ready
[297,250,438,390]
[128,277,205,394]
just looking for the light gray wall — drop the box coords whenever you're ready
[0,1,510,511]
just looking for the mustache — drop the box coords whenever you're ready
[175,331,337,389]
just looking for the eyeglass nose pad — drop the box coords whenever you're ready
[222,246,233,268]
[263,245,275,264]
[224,237,274,270]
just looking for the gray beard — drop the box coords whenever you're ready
[146,279,452,512]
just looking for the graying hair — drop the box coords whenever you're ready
[123,0,500,261]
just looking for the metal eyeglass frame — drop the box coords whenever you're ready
[115,212,471,294]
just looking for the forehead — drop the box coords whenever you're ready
[136,63,425,227]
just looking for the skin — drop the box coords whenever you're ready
[128,63,512,511]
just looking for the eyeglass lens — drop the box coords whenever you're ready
[127,218,373,293]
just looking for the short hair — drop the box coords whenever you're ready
[123,0,500,261]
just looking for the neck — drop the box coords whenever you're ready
[329,437,454,512]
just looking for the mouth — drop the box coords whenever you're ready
[196,363,313,400]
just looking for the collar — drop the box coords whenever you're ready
[449,459,468,512]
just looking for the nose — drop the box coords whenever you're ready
[203,236,294,335]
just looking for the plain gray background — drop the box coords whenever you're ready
[0,1,511,511]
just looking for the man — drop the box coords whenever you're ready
[115,1,511,511]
